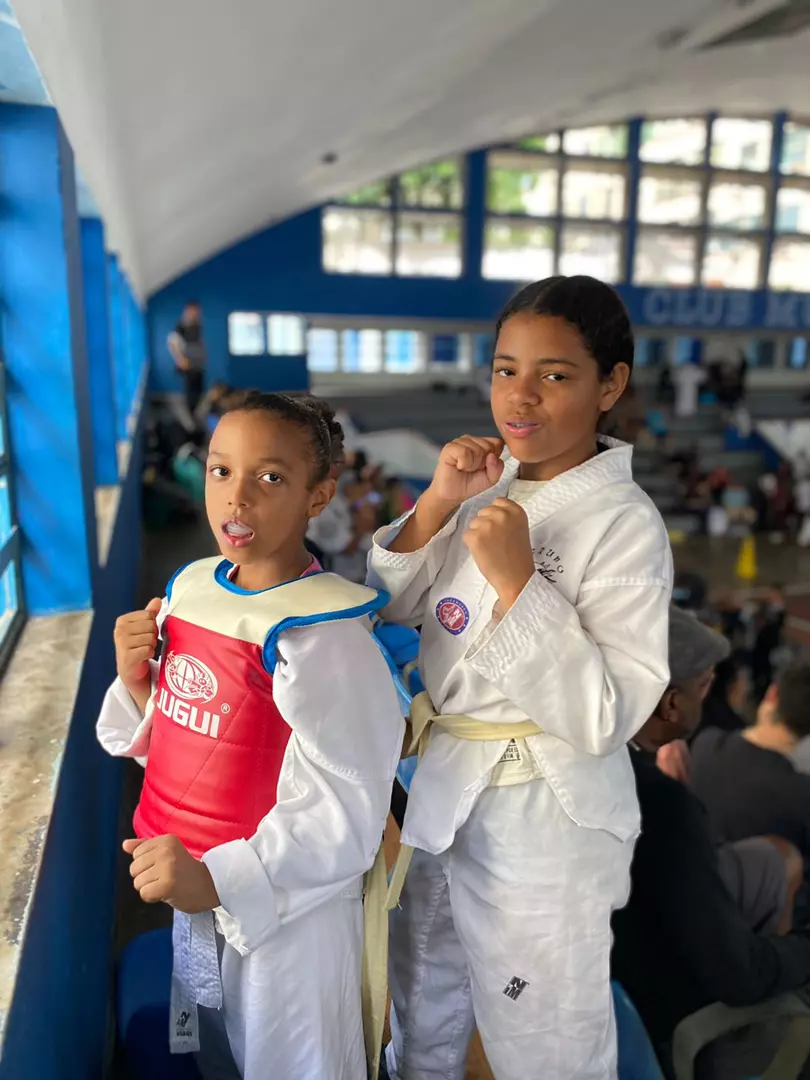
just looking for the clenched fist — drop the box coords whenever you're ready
[464,498,535,611]
[114,598,162,713]
[123,835,220,914]
[428,436,505,509]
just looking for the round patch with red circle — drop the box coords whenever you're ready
[436,597,470,636]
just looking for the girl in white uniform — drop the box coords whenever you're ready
[97,393,404,1080]
[368,276,673,1080]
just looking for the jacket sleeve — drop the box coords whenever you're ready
[645,773,810,1006]
[201,618,405,955]
[96,599,168,760]
[366,509,460,627]
[465,503,673,756]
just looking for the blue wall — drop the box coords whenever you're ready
[0,415,144,1080]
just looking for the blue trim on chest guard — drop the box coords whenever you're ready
[262,588,391,675]
[165,562,192,603]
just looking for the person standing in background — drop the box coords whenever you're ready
[674,358,706,419]
[168,300,206,417]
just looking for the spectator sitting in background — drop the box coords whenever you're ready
[797,471,810,547]
[380,477,415,528]
[674,359,707,419]
[691,665,810,861]
[612,609,809,1078]
[695,652,750,738]
[750,585,787,702]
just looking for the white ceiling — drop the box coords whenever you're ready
[11,0,810,296]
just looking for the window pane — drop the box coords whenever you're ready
[638,168,703,225]
[395,212,461,278]
[0,558,18,645]
[482,220,555,281]
[776,183,810,234]
[514,133,560,153]
[562,164,625,221]
[702,235,761,289]
[781,122,810,176]
[640,119,707,166]
[228,312,265,356]
[789,337,809,369]
[769,238,810,290]
[322,208,393,274]
[337,179,392,206]
[634,230,698,286]
[267,314,305,355]
[748,338,776,368]
[385,331,422,373]
[562,125,627,158]
[635,338,668,367]
[0,476,12,546]
[306,328,339,372]
[341,329,382,373]
[559,225,622,282]
[432,335,459,365]
[711,118,772,171]
[487,151,559,216]
[398,160,463,210]
[707,179,767,229]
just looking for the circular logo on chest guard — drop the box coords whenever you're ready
[436,597,470,636]
[164,652,219,703]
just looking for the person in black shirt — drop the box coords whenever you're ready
[168,300,206,417]
[691,664,810,858]
[611,609,810,1068]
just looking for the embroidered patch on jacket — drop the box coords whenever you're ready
[503,976,529,1001]
[436,597,469,636]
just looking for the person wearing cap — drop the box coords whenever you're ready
[611,606,810,1068]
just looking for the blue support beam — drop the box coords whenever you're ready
[0,105,96,614]
[80,217,118,486]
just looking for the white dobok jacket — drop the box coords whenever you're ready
[367,438,673,854]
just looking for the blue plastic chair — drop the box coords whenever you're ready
[117,928,201,1080]
[613,982,666,1080]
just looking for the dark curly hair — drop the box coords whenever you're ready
[496,275,634,377]
[225,391,345,484]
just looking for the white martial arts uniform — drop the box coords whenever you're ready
[98,583,404,1080]
[367,438,673,1080]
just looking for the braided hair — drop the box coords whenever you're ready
[225,390,345,484]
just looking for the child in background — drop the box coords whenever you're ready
[98,392,403,1080]
[369,276,672,1080]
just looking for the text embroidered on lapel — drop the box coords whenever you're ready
[503,976,529,1001]
[436,597,469,636]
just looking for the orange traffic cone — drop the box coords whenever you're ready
[735,534,758,582]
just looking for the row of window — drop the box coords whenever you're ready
[322,115,810,291]
[323,208,810,291]
[227,314,810,375]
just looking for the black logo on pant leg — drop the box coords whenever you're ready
[503,976,529,1001]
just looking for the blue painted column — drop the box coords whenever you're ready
[80,217,118,486]
[463,150,487,284]
[623,118,643,285]
[0,106,97,614]
[108,253,129,439]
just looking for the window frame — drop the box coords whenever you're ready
[0,359,25,677]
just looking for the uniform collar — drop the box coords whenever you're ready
[469,436,634,526]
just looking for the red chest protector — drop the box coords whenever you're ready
[134,557,387,858]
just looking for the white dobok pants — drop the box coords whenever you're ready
[386,780,635,1080]
[210,892,366,1080]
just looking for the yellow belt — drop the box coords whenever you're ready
[361,691,542,1079]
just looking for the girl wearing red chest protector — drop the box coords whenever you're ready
[98,393,404,1080]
